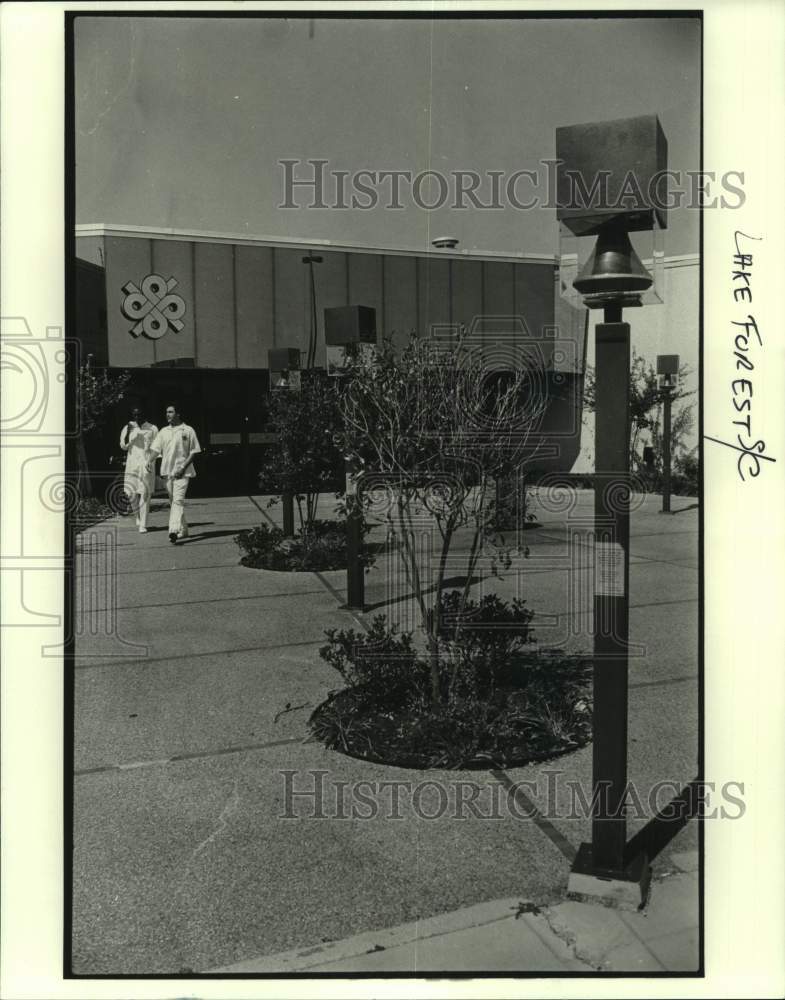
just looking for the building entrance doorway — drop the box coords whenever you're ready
[99,368,273,498]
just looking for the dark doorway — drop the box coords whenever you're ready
[92,368,273,498]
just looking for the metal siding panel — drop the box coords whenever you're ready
[273,249,348,368]
[417,257,450,337]
[150,239,196,363]
[553,293,587,373]
[383,255,417,349]
[75,235,105,267]
[451,259,483,336]
[482,260,515,318]
[236,245,274,368]
[194,242,235,368]
[104,236,155,367]
[273,248,309,361]
[514,262,556,340]
[347,253,384,340]
[312,250,349,368]
[75,260,108,365]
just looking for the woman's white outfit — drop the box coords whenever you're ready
[119,421,158,530]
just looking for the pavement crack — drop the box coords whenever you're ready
[274,701,312,724]
[537,905,605,971]
[191,781,240,858]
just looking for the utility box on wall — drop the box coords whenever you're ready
[324,305,377,346]
[268,347,301,390]
[324,305,378,376]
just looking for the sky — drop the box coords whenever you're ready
[75,14,701,257]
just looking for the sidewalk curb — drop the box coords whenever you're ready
[207,856,699,975]
[207,897,591,974]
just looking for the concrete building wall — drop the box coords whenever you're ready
[81,230,562,372]
[572,255,699,471]
[151,238,196,364]
[235,246,275,369]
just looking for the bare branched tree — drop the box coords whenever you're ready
[336,332,549,705]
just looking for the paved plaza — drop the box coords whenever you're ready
[72,489,699,974]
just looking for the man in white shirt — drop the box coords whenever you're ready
[147,404,202,544]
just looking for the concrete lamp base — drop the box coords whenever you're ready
[567,843,652,912]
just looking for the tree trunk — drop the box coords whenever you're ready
[397,496,440,705]
[77,435,92,498]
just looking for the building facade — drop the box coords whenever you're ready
[75,225,589,497]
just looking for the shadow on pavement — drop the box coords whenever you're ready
[363,574,482,613]
[177,529,239,545]
[624,778,700,866]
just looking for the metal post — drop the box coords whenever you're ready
[568,308,649,904]
[591,314,630,873]
[662,389,672,514]
[282,491,295,537]
[345,457,365,611]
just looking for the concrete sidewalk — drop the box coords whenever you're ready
[213,850,699,974]
[73,490,699,975]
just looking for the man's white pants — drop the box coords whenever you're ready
[166,477,190,535]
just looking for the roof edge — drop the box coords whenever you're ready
[74,223,555,265]
[75,223,699,268]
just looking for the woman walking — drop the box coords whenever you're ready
[119,406,158,533]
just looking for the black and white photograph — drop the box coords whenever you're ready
[69,9,703,976]
[1,2,784,997]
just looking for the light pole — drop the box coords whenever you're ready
[324,305,378,612]
[344,454,365,611]
[302,254,324,369]
[557,114,667,907]
[657,354,680,514]
[573,236,640,887]
[268,347,302,537]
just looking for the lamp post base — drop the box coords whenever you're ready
[567,843,651,911]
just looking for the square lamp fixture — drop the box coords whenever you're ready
[556,114,668,309]
[656,353,680,390]
[268,347,301,391]
[324,305,377,376]
[324,305,377,346]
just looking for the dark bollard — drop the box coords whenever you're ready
[282,491,295,537]
[662,389,672,513]
[345,459,364,611]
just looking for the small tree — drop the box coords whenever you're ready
[258,371,345,534]
[76,362,131,495]
[583,350,695,473]
[336,333,548,706]
[647,401,695,475]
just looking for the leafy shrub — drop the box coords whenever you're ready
[235,518,373,572]
[313,599,592,768]
[672,450,699,497]
[73,497,115,532]
[320,616,429,709]
[258,373,345,533]
[437,592,535,699]
[235,523,289,570]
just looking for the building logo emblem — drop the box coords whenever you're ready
[121,274,186,340]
